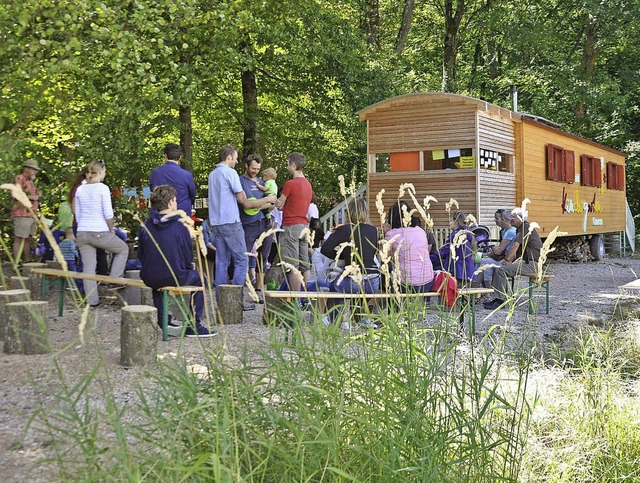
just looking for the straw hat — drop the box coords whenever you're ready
[22,158,41,171]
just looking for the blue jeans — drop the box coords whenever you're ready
[151,270,205,328]
[213,222,248,288]
[329,275,380,321]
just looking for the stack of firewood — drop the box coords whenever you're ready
[546,236,593,263]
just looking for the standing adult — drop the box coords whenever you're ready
[149,143,196,215]
[11,159,41,265]
[239,154,274,298]
[276,152,313,291]
[74,160,129,307]
[138,185,215,337]
[483,208,543,310]
[207,145,275,297]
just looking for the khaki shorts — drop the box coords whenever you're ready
[280,223,311,273]
[13,217,36,238]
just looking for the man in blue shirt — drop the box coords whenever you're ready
[207,145,275,296]
[149,143,196,215]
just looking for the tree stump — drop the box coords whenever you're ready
[22,262,47,297]
[0,289,31,341]
[123,270,143,305]
[46,260,63,270]
[217,284,242,325]
[120,305,157,367]
[4,300,50,354]
[10,276,30,291]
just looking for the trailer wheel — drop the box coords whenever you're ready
[589,234,605,261]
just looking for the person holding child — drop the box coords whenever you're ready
[430,210,477,283]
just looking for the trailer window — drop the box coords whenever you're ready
[479,149,512,172]
[375,153,390,173]
[606,162,625,190]
[581,155,602,187]
[423,148,473,171]
[547,144,575,183]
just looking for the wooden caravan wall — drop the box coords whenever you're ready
[517,120,626,237]
[368,171,477,228]
[477,112,517,225]
[366,99,477,153]
[478,170,517,225]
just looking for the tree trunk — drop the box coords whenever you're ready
[576,13,598,119]
[442,0,466,92]
[395,0,415,55]
[362,0,380,49]
[179,103,193,172]
[241,67,259,158]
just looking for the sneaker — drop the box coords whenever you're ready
[322,315,331,327]
[185,323,217,338]
[166,322,183,337]
[483,298,506,310]
[340,321,351,331]
[255,289,264,304]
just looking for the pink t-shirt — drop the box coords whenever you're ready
[282,177,312,226]
[11,174,40,217]
[385,226,434,286]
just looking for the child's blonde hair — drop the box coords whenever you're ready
[262,167,277,180]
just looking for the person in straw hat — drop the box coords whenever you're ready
[11,158,41,266]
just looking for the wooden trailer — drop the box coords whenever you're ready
[359,92,629,258]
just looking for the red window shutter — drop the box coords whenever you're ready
[564,150,575,183]
[606,162,614,189]
[546,144,555,180]
[594,158,602,187]
[617,165,625,190]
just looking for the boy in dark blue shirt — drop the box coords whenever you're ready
[138,185,215,337]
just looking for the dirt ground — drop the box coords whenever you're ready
[1,256,640,481]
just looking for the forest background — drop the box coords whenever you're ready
[1,0,640,229]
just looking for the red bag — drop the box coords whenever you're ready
[433,271,459,307]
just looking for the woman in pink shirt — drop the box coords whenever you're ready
[383,201,434,293]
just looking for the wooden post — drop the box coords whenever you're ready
[120,305,157,367]
[4,300,50,354]
[217,284,243,325]
[0,289,31,341]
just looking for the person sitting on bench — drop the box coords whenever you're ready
[483,207,542,310]
[138,185,215,337]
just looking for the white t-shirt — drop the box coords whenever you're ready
[75,182,114,232]
[307,203,319,220]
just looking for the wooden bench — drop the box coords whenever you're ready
[511,273,553,315]
[264,287,493,335]
[31,268,204,341]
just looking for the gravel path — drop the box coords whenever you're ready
[1,256,639,481]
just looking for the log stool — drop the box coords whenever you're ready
[0,289,31,341]
[4,300,50,354]
[217,284,243,326]
[10,276,30,291]
[22,262,47,295]
[120,305,158,367]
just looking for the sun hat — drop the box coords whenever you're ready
[23,158,41,171]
